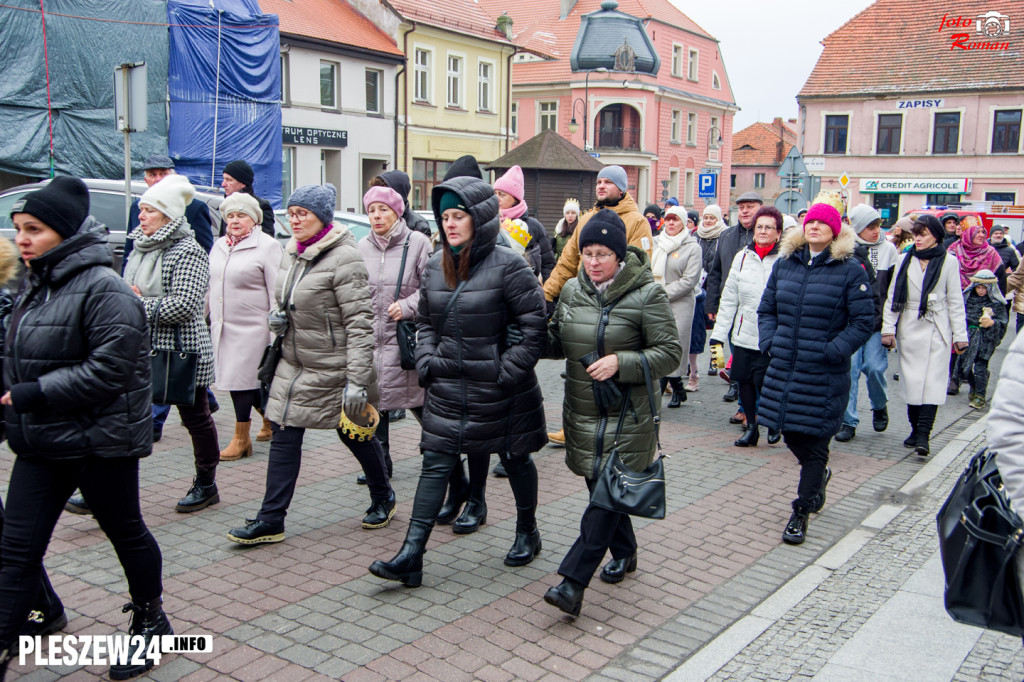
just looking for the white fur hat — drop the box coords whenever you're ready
[140,174,195,221]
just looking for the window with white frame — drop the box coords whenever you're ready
[510,101,518,136]
[671,110,681,143]
[669,168,679,200]
[477,61,493,112]
[754,173,765,189]
[446,54,463,108]
[539,101,557,132]
[684,169,695,205]
[280,53,290,104]
[414,48,431,103]
[712,72,721,90]
[320,60,338,108]
[365,69,382,114]
[687,48,698,81]
[671,44,683,77]
[282,146,295,205]
[686,112,696,144]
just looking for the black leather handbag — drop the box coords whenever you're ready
[257,334,283,387]
[936,446,1024,636]
[150,305,198,406]
[590,352,667,520]
[393,236,417,371]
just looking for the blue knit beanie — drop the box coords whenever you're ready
[288,183,336,227]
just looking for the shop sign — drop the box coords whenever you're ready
[282,126,348,147]
[858,178,972,194]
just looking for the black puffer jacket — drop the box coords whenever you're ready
[416,177,547,457]
[4,219,152,459]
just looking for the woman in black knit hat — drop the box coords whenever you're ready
[0,177,170,680]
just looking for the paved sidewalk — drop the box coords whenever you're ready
[1,340,1015,681]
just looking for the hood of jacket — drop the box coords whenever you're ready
[431,176,500,267]
[379,169,412,200]
[779,224,857,262]
[28,217,113,286]
[579,245,653,302]
[285,224,354,260]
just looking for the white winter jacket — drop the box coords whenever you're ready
[988,331,1024,593]
[710,244,780,351]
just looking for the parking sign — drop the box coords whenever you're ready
[698,173,717,199]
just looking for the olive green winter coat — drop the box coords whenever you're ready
[547,246,682,479]
[265,225,378,429]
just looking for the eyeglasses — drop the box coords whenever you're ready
[754,224,778,232]
[581,251,616,263]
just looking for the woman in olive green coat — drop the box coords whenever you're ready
[542,209,681,618]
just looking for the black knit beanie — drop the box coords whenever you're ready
[223,159,255,189]
[443,155,483,181]
[11,176,90,239]
[913,214,945,244]
[579,209,627,261]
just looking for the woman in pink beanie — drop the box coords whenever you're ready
[493,165,555,281]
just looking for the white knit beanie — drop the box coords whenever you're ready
[219,191,263,225]
[140,174,195,221]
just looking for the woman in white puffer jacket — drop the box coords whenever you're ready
[709,206,784,448]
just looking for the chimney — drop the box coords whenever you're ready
[560,0,577,19]
[775,118,784,164]
[496,12,513,39]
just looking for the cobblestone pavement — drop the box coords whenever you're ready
[1,339,1012,681]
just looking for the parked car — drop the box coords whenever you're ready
[0,178,223,272]
[273,209,371,246]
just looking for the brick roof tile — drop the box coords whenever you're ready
[388,0,513,45]
[732,120,797,167]
[262,0,404,57]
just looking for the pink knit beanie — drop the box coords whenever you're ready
[803,203,842,237]
[363,185,405,217]
[493,165,525,203]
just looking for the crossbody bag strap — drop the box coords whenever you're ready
[394,237,411,303]
[639,351,663,459]
[610,388,632,447]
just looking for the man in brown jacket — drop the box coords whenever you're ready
[542,165,653,445]
[542,165,653,303]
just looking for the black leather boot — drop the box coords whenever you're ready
[368,520,432,587]
[782,504,810,545]
[503,456,541,567]
[544,578,585,617]
[904,404,920,448]
[734,423,759,447]
[659,377,669,395]
[915,404,937,457]
[175,473,219,513]
[109,597,173,680]
[667,377,686,408]
[723,381,739,402]
[436,459,470,525]
[453,492,487,534]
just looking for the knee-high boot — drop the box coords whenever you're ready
[368,451,454,587]
[904,404,921,448]
[453,455,488,534]
[502,455,541,567]
[915,404,938,457]
[436,458,470,525]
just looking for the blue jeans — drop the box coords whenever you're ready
[843,332,888,428]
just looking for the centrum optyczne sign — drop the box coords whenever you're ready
[282,126,348,147]
[858,178,973,194]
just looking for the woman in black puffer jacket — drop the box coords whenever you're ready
[370,176,548,587]
[0,177,169,680]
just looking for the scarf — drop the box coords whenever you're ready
[697,207,726,240]
[226,226,255,249]
[949,225,1004,287]
[652,230,687,283]
[500,199,528,222]
[296,223,333,255]
[124,216,190,297]
[890,244,946,319]
[595,195,623,210]
[754,243,775,260]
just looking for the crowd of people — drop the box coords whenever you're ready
[0,156,1016,677]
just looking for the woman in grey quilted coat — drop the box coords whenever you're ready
[227,184,396,546]
[123,174,221,513]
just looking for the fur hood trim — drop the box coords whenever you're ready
[780,224,857,261]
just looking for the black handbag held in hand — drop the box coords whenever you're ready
[589,352,667,519]
[150,304,199,406]
[393,236,417,371]
[936,446,1024,636]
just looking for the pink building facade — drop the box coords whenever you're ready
[487,0,738,213]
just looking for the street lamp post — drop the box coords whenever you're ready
[567,67,607,151]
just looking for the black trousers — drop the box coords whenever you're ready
[732,347,769,424]
[783,431,831,512]
[229,389,262,423]
[175,387,220,479]
[376,406,423,454]
[558,478,637,587]
[0,456,162,648]
[256,425,392,525]
[0,498,62,632]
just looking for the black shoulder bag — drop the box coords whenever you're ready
[393,237,418,370]
[590,352,667,519]
[937,446,1024,636]
[150,302,199,406]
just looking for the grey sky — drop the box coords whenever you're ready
[680,0,876,131]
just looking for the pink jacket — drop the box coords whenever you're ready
[357,219,432,410]
[207,231,283,390]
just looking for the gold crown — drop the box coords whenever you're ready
[710,344,726,371]
[338,404,380,441]
[502,218,533,249]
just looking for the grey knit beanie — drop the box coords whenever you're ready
[288,183,336,227]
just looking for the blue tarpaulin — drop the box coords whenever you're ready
[167,0,282,207]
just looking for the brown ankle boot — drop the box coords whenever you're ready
[256,414,273,442]
[220,421,253,461]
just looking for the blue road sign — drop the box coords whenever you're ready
[698,173,717,199]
